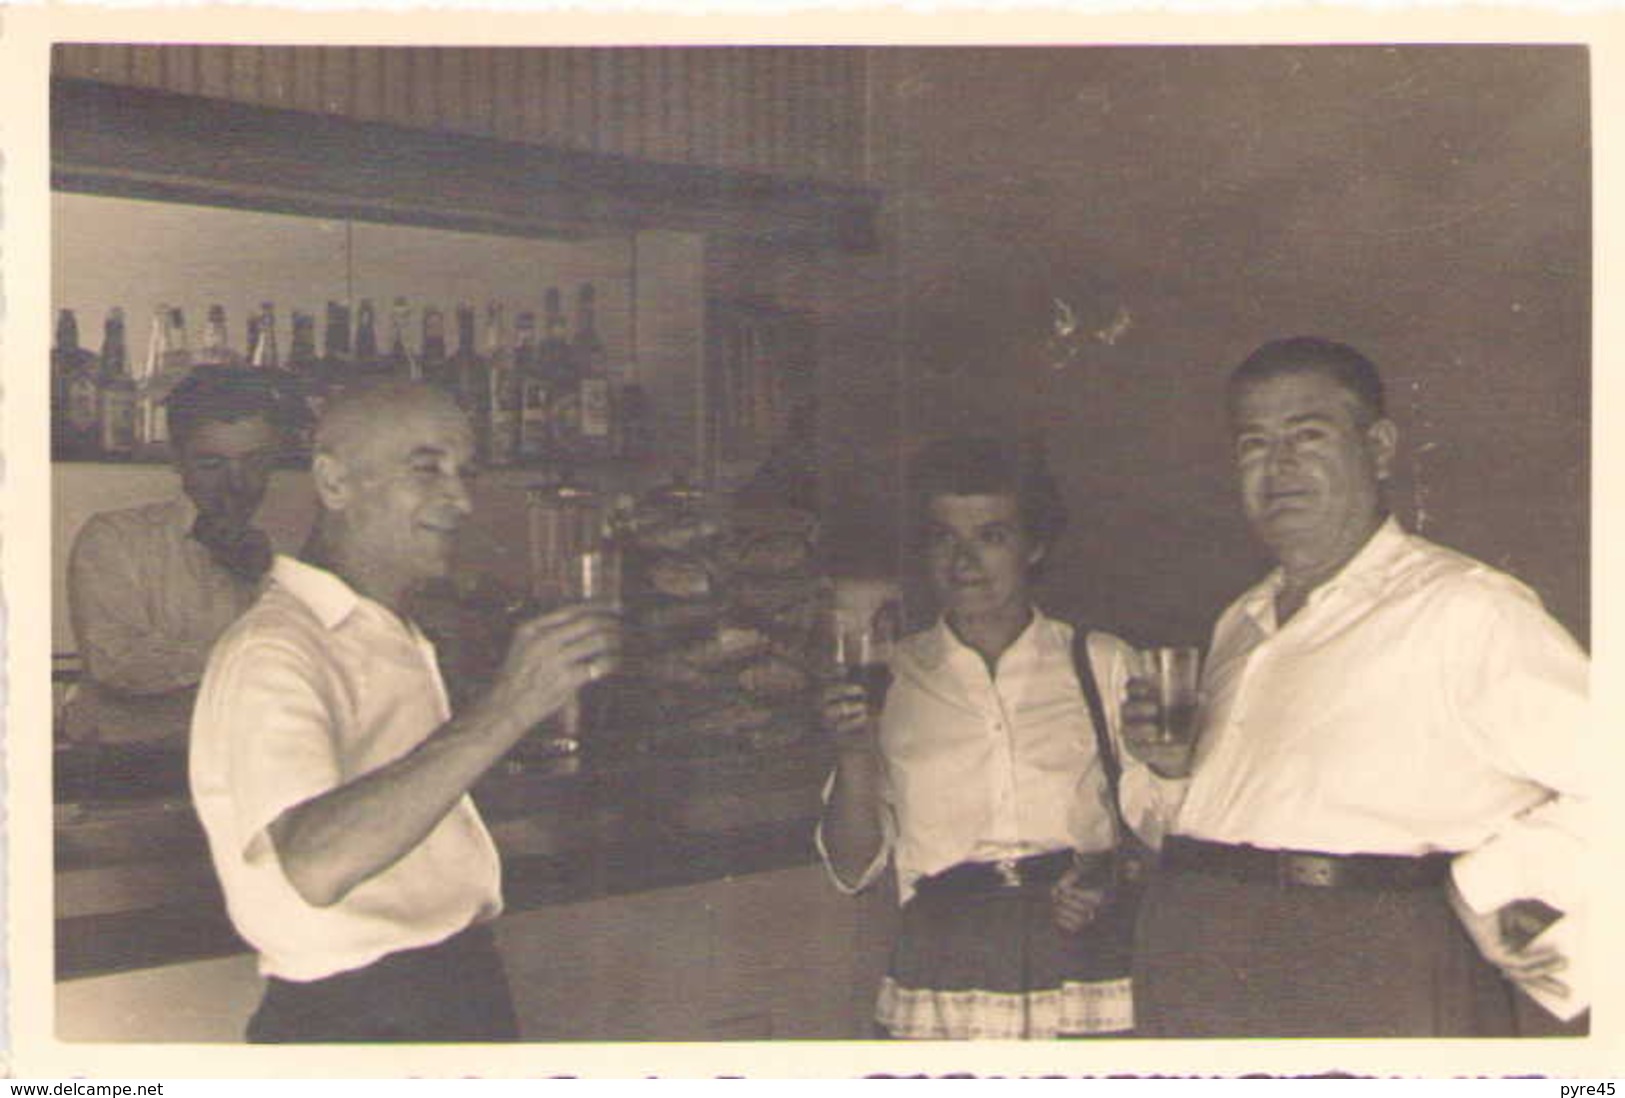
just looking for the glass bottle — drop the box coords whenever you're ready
[164,307,193,374]
[96,307,137,460]
[320,300,354,400]
[420,305,453,393]
[539,286,576,462]
[572,282,614,463]
[449,303,480,412]
[287,309,322,441]
[195,304,242,368]
[250,302,281,370]
[387,296,419,381]
[134,306,188,458]
[54,308,102,459]
[288,310,319,377]
[516,309,550,465]
[354,299,382,376]
[245,310,261,366]
[484,304,519,467]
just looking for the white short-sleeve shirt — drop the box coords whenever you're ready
[190,555,503,981]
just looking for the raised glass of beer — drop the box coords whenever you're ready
[1133,646,1202,745]
[831,601,900,715]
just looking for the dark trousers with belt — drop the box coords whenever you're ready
[247,923,520,1043]
[1133,838,1518,1039]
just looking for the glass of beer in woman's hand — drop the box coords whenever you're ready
[830,605,899,716]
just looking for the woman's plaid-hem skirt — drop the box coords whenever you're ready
[875,884,1135,1040]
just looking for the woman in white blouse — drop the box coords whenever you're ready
[816,435,1170,1039]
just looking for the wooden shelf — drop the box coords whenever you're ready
[53,78,881,254]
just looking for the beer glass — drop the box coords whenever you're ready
[1133,646,1202,745]
[525,480,619,755]
[556,543,623,751]
[830,601,900,716]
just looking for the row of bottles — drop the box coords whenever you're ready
[51,285,653,466]
[472,286,650,468]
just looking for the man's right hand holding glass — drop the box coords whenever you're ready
[478,603,622,743]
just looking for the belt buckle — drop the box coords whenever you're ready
[994,857,1023,889]
[1281,854,1337,888]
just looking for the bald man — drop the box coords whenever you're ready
[190,381,620,1043]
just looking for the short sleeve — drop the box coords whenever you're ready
[194,629,344,866]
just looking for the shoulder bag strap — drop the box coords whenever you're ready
[1071,626,1129,838]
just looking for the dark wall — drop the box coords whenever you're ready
[861,45,1589,645]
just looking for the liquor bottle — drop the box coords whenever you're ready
[164,308,194,373]
[137,306,167,446]
[96,307,137,460]
[420,305,453,393]
[538,287,576,462]
[387,297,419,381]
[245,311,262,366]
[250,302,281,370]
[320,300,354,399]
[572,282,614,463]
[484,304,519,467]
[354,299,382,376]
[54,308,102,459]
[195,304,242,368]
[288,310,319,377]
[287,309,323,439]
[284,308,315,373]
[134,306,187,458]
[448,303,480,411]
[516,309,550,464]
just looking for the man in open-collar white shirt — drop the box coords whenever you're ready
[191,553,504,983]
[1127,337,1591,1038]
[190,381,621,1042]
[1176,514,1585,900]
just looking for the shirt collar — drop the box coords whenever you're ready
[916,605,1055,672]
[1241,515,1407,625]
[270,555,364,631]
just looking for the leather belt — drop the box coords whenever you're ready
[1161,835,1453,891]
[912,849,1112,897]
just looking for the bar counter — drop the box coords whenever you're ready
[56,738,833,981]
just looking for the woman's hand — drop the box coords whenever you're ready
[822,681,877,755]
[1051,866,1108,935]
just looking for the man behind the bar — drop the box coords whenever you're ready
[65,368,284,746]
[190,380,620,1042]
[1128,336,1590,1037]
